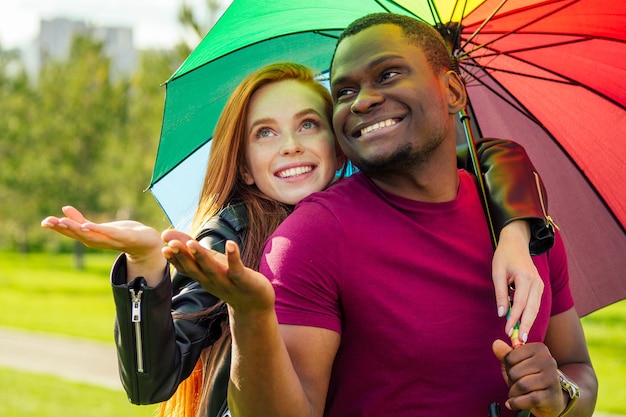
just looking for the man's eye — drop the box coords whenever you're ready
[381,71,399,81]
[335,88,355,100]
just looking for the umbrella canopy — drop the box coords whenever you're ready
[149,0,626,316]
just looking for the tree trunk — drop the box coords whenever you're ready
[74,240,85,270]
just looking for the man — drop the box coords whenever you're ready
[169,13,597,417]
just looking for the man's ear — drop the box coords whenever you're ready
[445,70,467,114]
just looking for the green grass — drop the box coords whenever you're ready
[0,366,157,417]
[0,251,625,414]
[581,300,626,415]
[0,251,119,341]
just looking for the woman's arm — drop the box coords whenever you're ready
[457,139,556,341]
[457,138,555,254]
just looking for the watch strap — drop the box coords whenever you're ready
[557,369,581,417]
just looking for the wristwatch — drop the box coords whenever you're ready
[557,369,581,416]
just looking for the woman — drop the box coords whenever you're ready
[42,62,552,417]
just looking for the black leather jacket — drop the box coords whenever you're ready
[111,138,554,416]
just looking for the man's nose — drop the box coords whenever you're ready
[350,86,384,114]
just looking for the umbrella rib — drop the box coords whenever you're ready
[373,0,393,13]
[461,0,509,50]
[437,0,465,23]
[425,0,442,25]
[464,61,571,85]
[464,36,589,60]
[458,0,579,59]
[465,41,626,112]
[313,30,340,40]
[385,1,437,23]
[463,70,539,125]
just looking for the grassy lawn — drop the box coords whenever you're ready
[0,251,119,341]
[581,300,626,415]
[0,366,157,417]
[0,251,624,414]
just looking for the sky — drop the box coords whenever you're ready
[0,0,233,50]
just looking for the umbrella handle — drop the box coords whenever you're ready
[489,402,531,417]
[459,108,497,249]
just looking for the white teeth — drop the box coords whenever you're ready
[277,166,313,178]
[360,119,397,137]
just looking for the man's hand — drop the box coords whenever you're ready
[492,340,567,417]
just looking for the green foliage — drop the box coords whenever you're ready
[0,1,232,253]
[0,366,157,417]
[0,48,39,251]
[0,35,174,254]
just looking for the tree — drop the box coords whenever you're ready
[97,49,178,230]
[0,1,228,259]
[174,0,224,60]
[0,46,39,252]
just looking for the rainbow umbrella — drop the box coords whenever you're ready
[149,0,626,316]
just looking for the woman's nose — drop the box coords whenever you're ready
[279,132,304,155]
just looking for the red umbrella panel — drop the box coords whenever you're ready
[448,0,626,316]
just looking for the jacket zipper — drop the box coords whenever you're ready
[129,288,145,373]
[533,171,559,231]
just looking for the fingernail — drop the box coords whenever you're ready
[522,333,528,343]
[498,306,505,317]
[508,327,514,337]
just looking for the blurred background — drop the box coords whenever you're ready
[0,1,623,416]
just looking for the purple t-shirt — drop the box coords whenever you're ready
[260,171,573,417]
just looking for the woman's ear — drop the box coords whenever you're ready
[334,141,347,171]
[445,70,467,114]
[336,153,347,171]
[241,169,255,185]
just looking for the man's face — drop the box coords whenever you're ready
[330,24,453,174]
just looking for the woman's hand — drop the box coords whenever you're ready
[493,221,545,343]
[162,230,275,313]
[41,206,166,284]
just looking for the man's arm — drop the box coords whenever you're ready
[543,308,597,416]
[229,311,339,417]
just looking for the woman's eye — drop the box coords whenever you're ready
[255,128,274,139]
[301,119,320,130]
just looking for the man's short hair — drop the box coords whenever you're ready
[331,13,452,74]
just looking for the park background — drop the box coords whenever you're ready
[0,1,624,416]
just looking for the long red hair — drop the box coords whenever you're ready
[159,62,343,417]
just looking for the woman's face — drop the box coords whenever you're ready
[244,79,340,205]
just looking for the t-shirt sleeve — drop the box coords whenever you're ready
[259,200,344,334]
[548,232,575,316]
